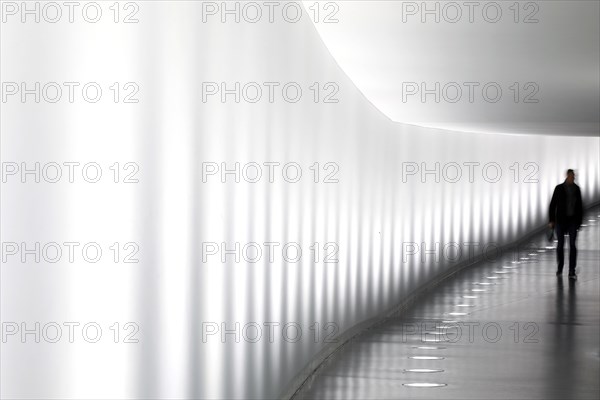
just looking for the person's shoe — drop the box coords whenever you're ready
[556,270,563,276]
[568,273,577,279]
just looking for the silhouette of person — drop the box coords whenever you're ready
[548,169,583,278]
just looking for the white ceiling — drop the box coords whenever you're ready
[304,1,600,136]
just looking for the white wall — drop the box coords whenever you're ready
[1,2,599,399]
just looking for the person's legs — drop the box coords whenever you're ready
[568,222,578,275]
[556,222,565,273]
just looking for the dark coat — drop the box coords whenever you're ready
[549,182,583,227]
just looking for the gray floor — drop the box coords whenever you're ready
[297,208,600,399]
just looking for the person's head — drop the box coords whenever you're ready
[565,169,575,184]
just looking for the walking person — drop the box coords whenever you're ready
[548,169,583,279]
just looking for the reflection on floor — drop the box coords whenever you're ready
[297,208,600,400]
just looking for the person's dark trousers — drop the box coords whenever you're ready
[555,217,578,274]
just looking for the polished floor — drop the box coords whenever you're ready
[296,208,600,399]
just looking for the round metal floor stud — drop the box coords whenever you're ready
[403,382,447,388]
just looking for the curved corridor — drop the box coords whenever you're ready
[296,207,600,400]
[1,2,599,399]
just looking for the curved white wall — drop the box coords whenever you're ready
[1,2,599,399]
